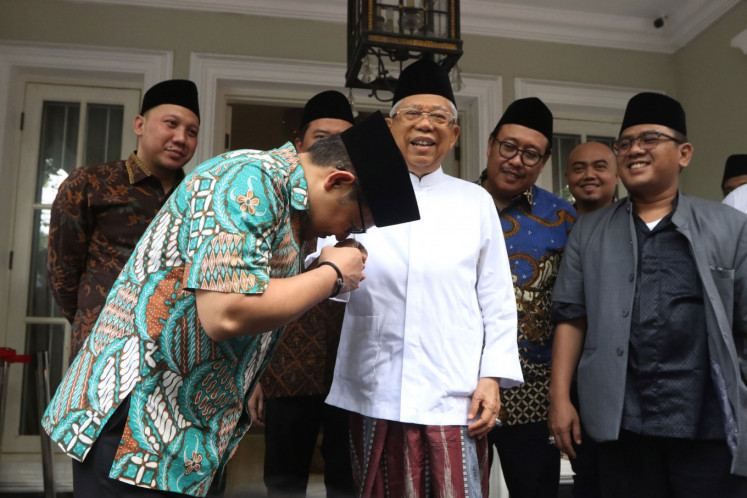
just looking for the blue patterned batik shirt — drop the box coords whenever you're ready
[43,143,307,496]
[478,175,576,426]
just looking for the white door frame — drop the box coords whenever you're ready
[189,53,502,182]
[0,41,172,348]
[0,41,171,493]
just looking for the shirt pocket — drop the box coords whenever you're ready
[441,325,482,397]
[336,314,381,397]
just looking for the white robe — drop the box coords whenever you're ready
[325,168,523,426]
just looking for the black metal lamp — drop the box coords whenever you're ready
[346,0,463,102]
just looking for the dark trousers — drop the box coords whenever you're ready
[597,430,747,498]
[263,395,354,498]
[569,381,601,498]
[488,420,560,498]
[72,398,225,497]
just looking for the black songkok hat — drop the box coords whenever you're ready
[722,154,747,187]
[619,92,686,137]
[392,58,456,105]
[300,90,355,130]
[492,97,553,144]
[140,79,200,122]
[340,111,420,228]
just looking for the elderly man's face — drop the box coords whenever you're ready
[484,123,549,205]
[565,142,618,208]
[385,94,459,176]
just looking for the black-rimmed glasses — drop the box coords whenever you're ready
[612,131,683,156]
[494,140,547,167]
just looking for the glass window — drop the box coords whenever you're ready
[552,134,581,202]
[85,103,124,164]
[19,323,66,435]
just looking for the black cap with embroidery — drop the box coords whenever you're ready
[300,91,355,130]
[140,79,200,122]
[722,154,747,188]
[492,97,553,145]
[340,111,420,227]
[392,58,456,105]
[620,92,686,137]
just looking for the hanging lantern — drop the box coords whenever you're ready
[346,0,463,101]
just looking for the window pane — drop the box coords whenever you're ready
[588,135,615,149]
[35,101,80,204]
[552,133,581,200]
[19,323,66,435]
[85,103,124,164]
[26,209,61,318]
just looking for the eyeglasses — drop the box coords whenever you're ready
[612,132,683,155]
[347,190,367,234]
[494,140,547,167]
[394,108,455,126]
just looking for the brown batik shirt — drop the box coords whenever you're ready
[47,151,183,359]
[260,238,345,398]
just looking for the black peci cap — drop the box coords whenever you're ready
[140,79,200,122]
[299,90,355,130]
[492,97,553,144]
[722,154,747,188]
[340,112,420,228]
[392,58,455,106]
[619,92,686,137]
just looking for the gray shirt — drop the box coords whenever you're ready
[552,194,747,476]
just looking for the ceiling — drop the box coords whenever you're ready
[68,0,742,53]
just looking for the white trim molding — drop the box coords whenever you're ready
[189,53,501,180]
[65,0,740,53]
[731,28,747,54]
[514,78,659,123]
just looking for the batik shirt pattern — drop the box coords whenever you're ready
[478,175,576,425]
[47,152,183,359]
[42,143,307,496]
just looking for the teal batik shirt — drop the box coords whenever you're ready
[42,143,307,496]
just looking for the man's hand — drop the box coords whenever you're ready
[318,245,366,293]
[247,384,265,428]
[467,377,501,438]
[548,395,581,458]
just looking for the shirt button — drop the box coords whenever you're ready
[622,308,629,317]
[616,347,624,356]
[628,273,634,282]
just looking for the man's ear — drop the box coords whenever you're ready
[133,114,145,137]
[678,142,694,170]
[322,169,356,191]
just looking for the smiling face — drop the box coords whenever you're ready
[565,142,618,214]
[483,123,549,208]
[134,103,199,175]
[385,94,460,177]
[615,124,692,201]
